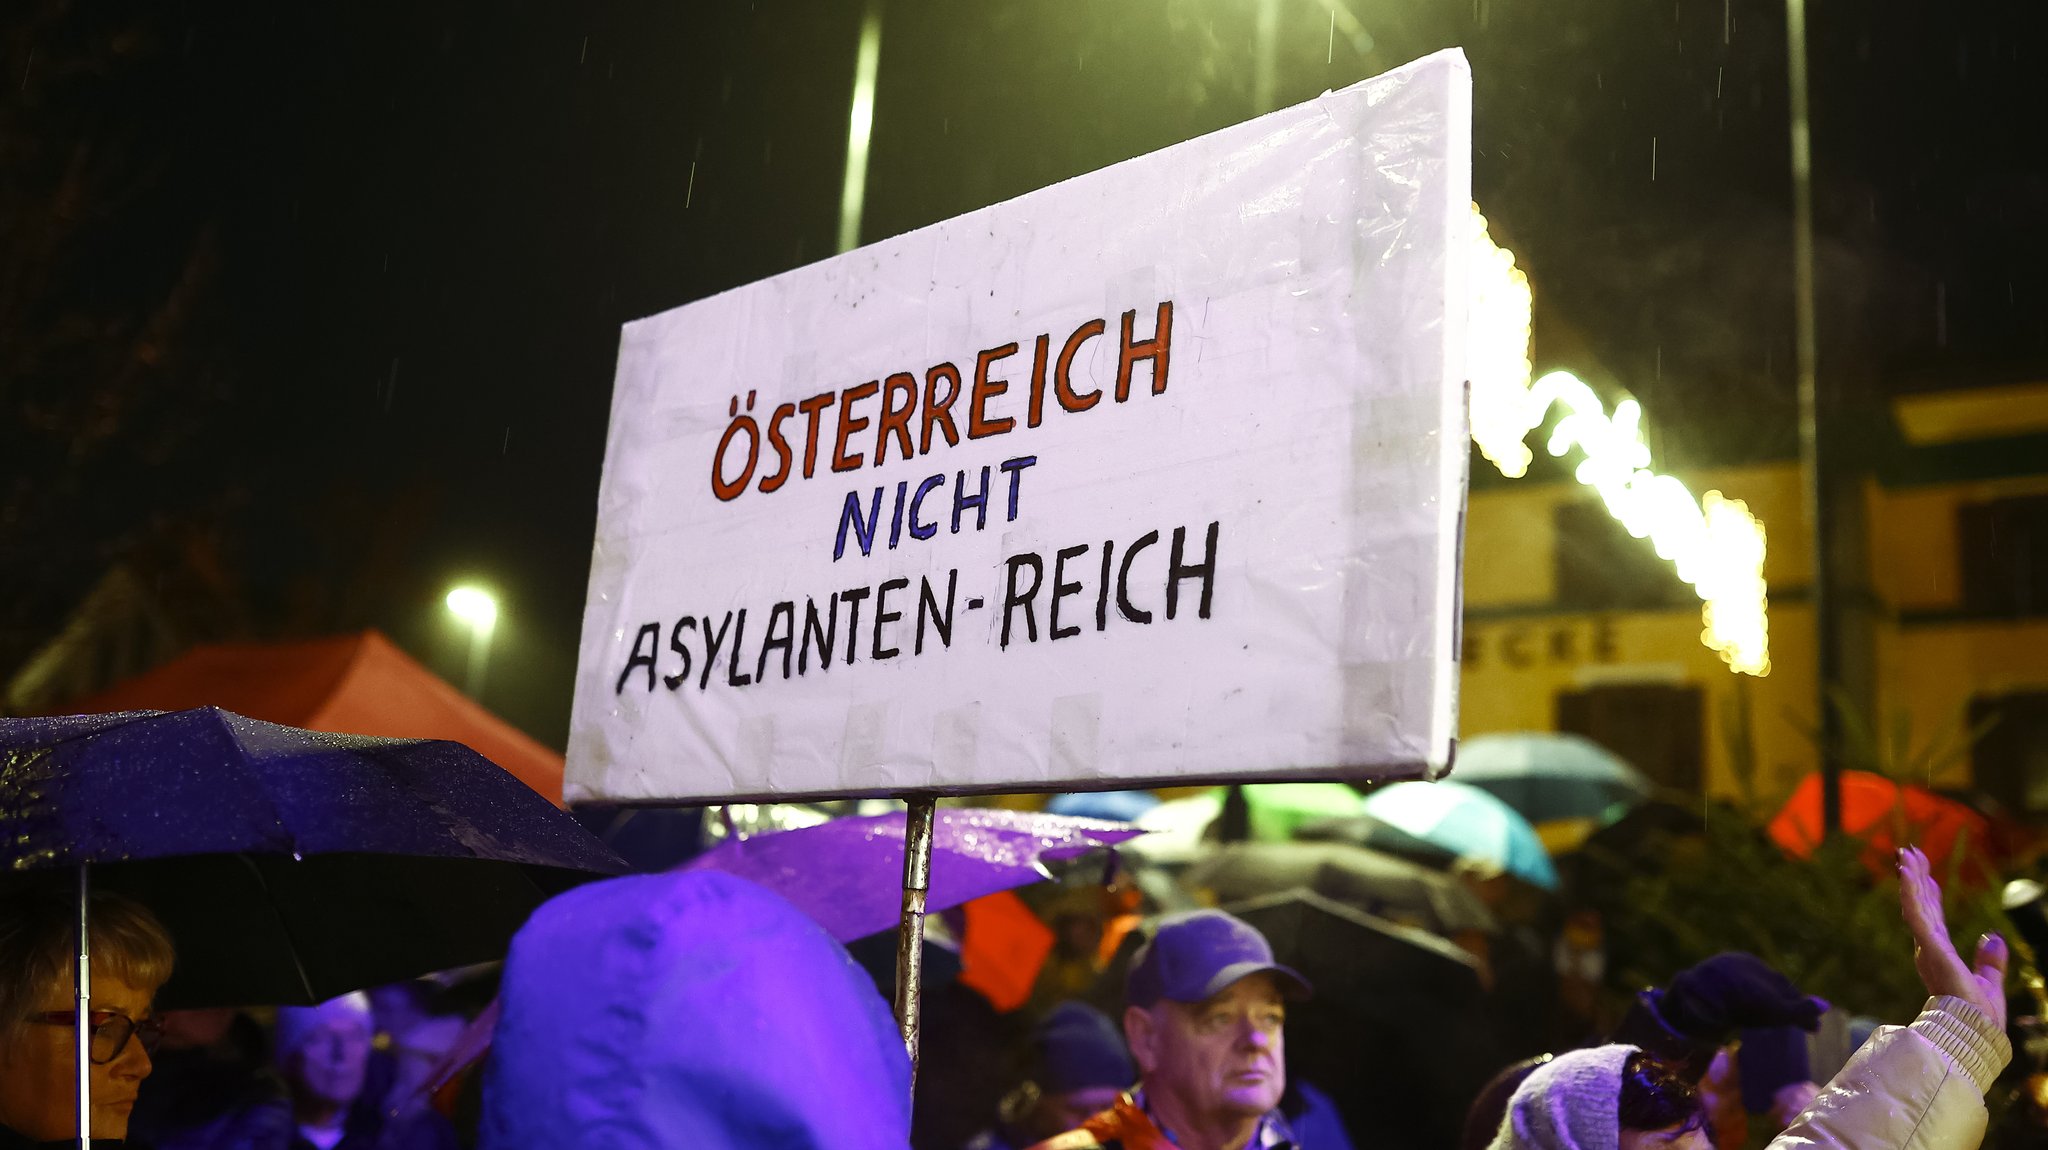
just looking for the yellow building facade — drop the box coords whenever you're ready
[1461,388,2048,814]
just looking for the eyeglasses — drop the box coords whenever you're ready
[28,1011,165,1064]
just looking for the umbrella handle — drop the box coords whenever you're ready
[76,862,91,1150]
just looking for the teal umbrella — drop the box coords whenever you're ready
[1358,780,1558,890]
[1451,732,1651,824]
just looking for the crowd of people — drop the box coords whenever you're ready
[0,881,470,1149]
[0,825,2039,1150]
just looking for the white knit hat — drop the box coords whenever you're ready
[1489,1044,1638,1150]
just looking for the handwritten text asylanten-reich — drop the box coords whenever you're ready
[613,300,1223,696]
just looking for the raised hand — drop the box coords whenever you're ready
[1899,845,2008,1032]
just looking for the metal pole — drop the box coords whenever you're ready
[1253,0,1281,114]
[1785,0,1840,836]
[837,0,885,254]
[76,862,91,1150]
[893,795,936,1090]
[463,617,496,700]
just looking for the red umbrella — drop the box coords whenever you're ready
[1768,771,1997,886]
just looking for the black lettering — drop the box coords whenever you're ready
[1592,616,1619,662]
[726,609,753,686]
[1166,521,1219,620]
[916,570,957,655]
[664,618,697,689]
[1001,553,1044,648]
[1548,627,1575,664]
[1095,541,1114,631]
[872,578,909,660]
[799,594,839,675]
[1502,628,1534,668]
[616,623,661,694]
[698,613,734,691]
[1049,544,1088,640]
[1117,531,1159,623]
[839,586,871,665]
[757,602,796,682]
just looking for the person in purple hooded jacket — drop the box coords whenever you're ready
[478,868,913,1150]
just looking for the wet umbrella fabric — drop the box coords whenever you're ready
[1182,840,1497,937]
[683,807,1142,942]
[1223,888,1484,1005]
[1450,732,1651,823]
[1222,890,1502,1150]
[1357,780,1559,890]
[0,707,626,1008]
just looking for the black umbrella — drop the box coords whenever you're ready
[0,707,625,1146]
[1184,840,1497,938]
[1222,888,1484,1006]
[1223,891,1502,1150]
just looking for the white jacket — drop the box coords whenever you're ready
[1770,995,2012,1150]
[1490,996,2011,1150]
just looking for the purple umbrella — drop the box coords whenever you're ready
[684,807,1143,942]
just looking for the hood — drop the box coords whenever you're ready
[479,870,911,1150]
[1490,1044,1634,1150]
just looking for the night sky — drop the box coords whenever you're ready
[5,0,2045,747]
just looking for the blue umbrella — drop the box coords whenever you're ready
[1046,789,1162,824]
[0,707,626,1008]
[4,707,626,1147]
[1450,732,1651,824]
[1358,780,1559,890]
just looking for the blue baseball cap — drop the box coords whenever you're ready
[1125,909,1311,1008]
[1033,1002,1136,1093]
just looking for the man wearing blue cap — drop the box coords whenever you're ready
[1028,909,1311,1150]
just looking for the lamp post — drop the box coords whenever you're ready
[445,586,499,700]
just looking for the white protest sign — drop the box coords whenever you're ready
[568,50,1470,803]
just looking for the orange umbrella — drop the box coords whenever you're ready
[64,630,564,802]
[1768,770,1996,886]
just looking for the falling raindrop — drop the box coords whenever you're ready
[579,36,588,65]
[1327,10,1335,63]
[686,162,697,208]
[1651,136,1658,181]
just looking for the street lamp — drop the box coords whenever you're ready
[445,585,499,700]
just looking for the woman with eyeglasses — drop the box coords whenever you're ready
[0,883,175,1146]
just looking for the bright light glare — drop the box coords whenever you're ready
[445,586,499,631]
[1467,210,1771,676]
[1467,208,1537,478]
[1533,371,1772,676]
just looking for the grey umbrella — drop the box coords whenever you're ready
[1182,840,1497,938]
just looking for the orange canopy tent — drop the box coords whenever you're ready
[64,630,565,802]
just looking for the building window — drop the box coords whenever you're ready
[1552,502,1691,611]
[1557,683,1704,796]
[1969,692,2048,816]
[1958,494,2048,617]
